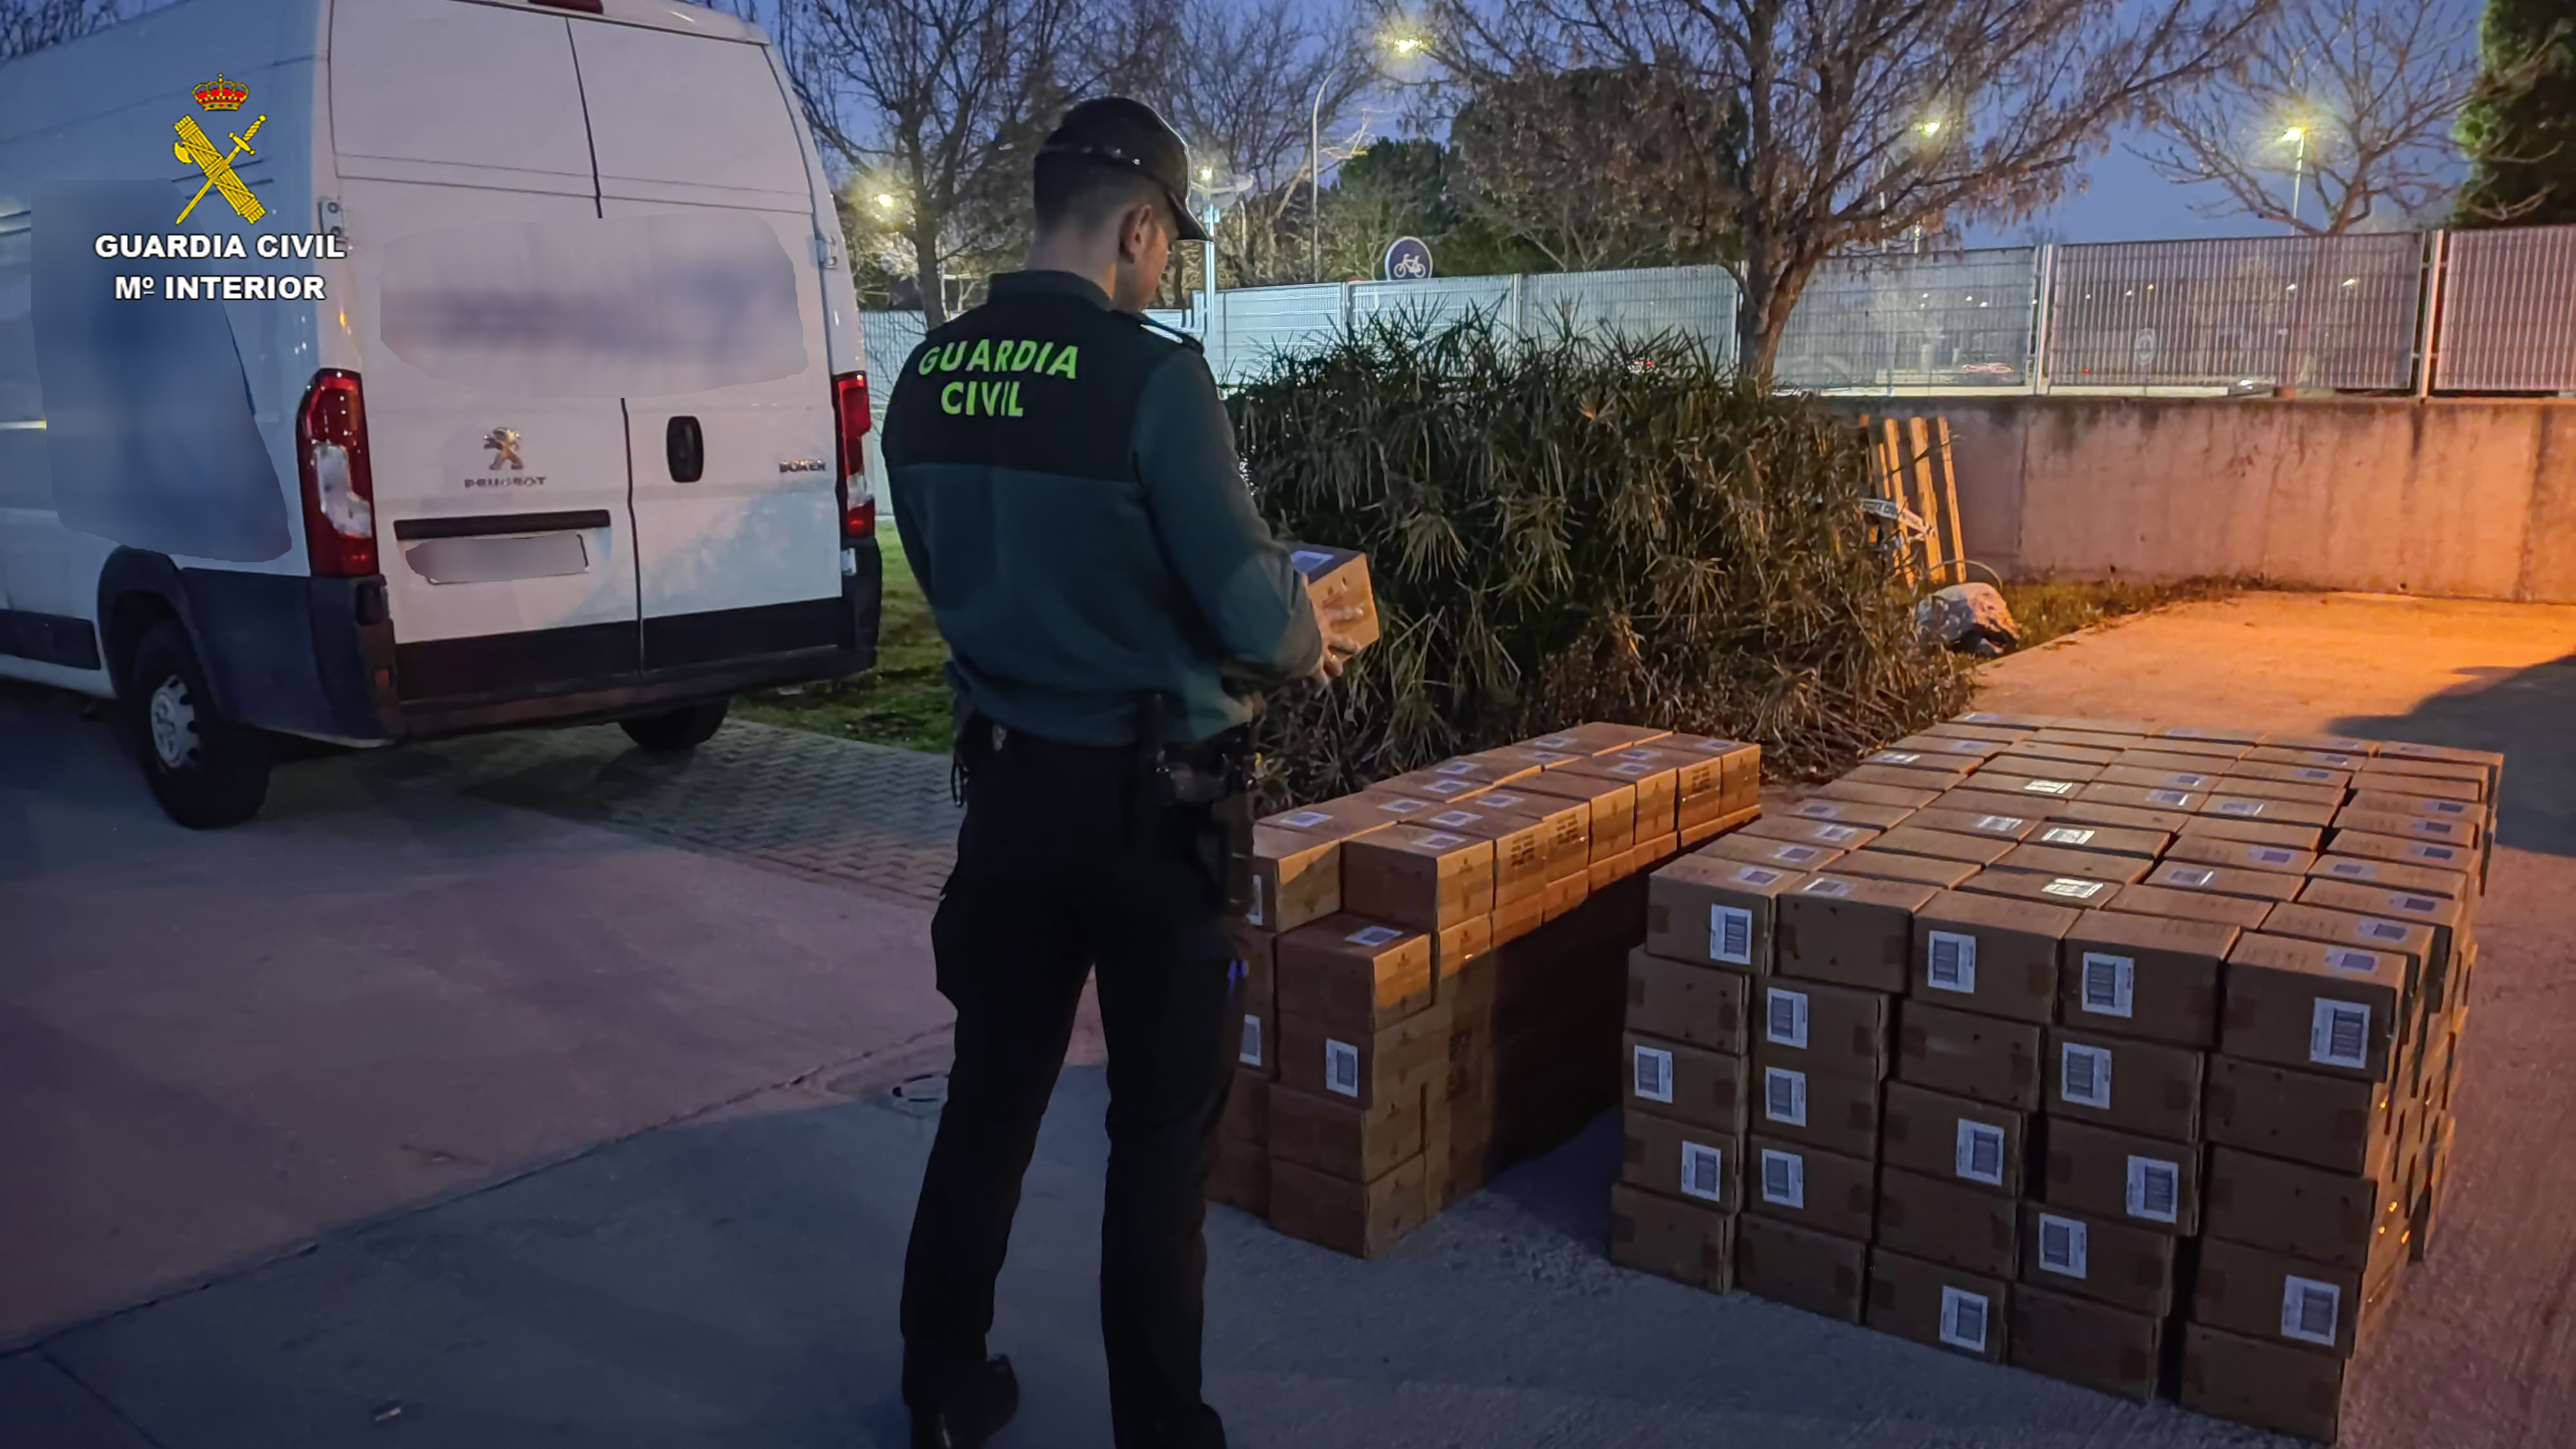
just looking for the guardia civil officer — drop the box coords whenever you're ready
[881,97,1359,1449]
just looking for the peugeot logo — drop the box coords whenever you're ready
[482,428,524,471]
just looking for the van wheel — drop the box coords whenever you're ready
[125,621,270,829]
[620,697,730,753]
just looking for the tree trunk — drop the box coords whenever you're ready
[913,216,948,327]
[1736,234,1782,384]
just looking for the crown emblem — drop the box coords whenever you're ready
[193,74,248,111]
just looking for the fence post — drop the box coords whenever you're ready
[2414,230,2448,399]
[1509,272,1527,345]
[2028,245,2054,395]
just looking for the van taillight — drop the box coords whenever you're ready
[832,370,874,540]
[297,368,377,578]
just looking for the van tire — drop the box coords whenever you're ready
[620,698,730,752]
[125,621,271,829]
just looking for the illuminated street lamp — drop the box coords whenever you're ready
[2281,126,2308,229]
[1311,26,1432,282]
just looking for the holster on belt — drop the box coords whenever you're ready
[1139,695,1257,916]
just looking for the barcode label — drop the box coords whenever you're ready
[2166,866,2218,887]
[1794,802,1844,820]
[2359,918,2409,942]
[1938,1287,1991,1352]
[1533,734,1576,748]
[1281,810,1331,828]
[2280,1276,2343,1347]
[2395,894,2439,913]
[1875,751,1924,764]
[1430,810,1480,828]
[1764,1066,1808,1126]
[1631,1045,1674,1103]
[1815,824,1861,843]
[1379,799,1426,815]
[1975,815,2025,832]
[2324,948,2378,974]
[2023,779,2076,795]
[2412,843,2461,862]
[2043,877,2107,899]
[1709,905,1755,965]
[1800,876,1855,897]
[1679,1141,1725,1202]
[1611,762,1651,777]
[1239,1014,1264,1066]
[2061,1043,2114,1109]
[1619,748,1658,761]
[2330,860,2373,878]
[2251,847,2296,866]
[1346,925,1405,947]
[2041,826,2097,846]
[2311,1000,2371,1069]
[1759,1148,1804,1207]
[1530,751,1574,764]
[2318,753,2358,767]
[2126,1155,2181,1223]
[1955,1120,2006,1185]
[1944,738,1984,752]
[1416,831,1470,849]
[1483,792,1526,809]
[1766,988,1810,1048]
[1247,874,1265,927]
[1777,845,1821,862]
[1434,761,1477,775]
[2147,789,2190,806]
[1926,931,1978,992]
[2036,1213,2088,1278]
[2295,768,2333,781]
[1733,866,1784,887]
[1961,712,1998,722]
[2165,772,2212,788]
[2219,799,2265,817]
[2429,799,2469,816]
[1325,1039,1361,1097]
[1288,548,1334,571]
[2080,952,2136,1018]
[1423,779,1475,797]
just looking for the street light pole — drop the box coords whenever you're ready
[2284,127,2307,229]
[1310,67,1334,284]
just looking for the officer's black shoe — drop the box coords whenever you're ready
[909,1354,1019,1449]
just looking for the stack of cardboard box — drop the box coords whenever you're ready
[1229,723,1764,1259]
[1607,710,2497,1443]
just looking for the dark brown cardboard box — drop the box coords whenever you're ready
[1269,1082,1425,1181]
[1284,543,1379,651]
[1776,874,1938,993]
[1644,854,1805,971]
[1561,754,1681,841]
[2001,741,2122,768]
[1625,947,1749,1054]
[2037,797,2196,835]
[2044,1116,2201,1235]
[1825,849,1980,891]
[1881,1081,2027,1196]
[2161,835,2318,876]
[2260,902,2435,996]
[1910,890,2079,1025]
[1971,772,2096,807]
[2206,1054,2400,1177]
[2076,780,2204,813]
[2059,909,2235,1046]
[1269,1157,1425,1259]
[1814,777,1942,811]
[1342,826,1496,931]
[1220,1067,1268,1147]
[1414,802,1551,906]
[1472,788,1593,878]
[2099,881,2273,931]
[2336,806,2480,850]
[1877,1165,2019,1276]
[2210,775,2347,808]
[2220,931,2407,1081]
[2140,860,2302,902]
[2177,814,2328,853]
[2022,821,2170,860]
[1749,1059,1881,1157]
[1741,815,1882,851]
[1906,806,2045,840]
[1515,769,1639,862]
[1984,752,2106,782]
[1621,1108,1743,1213]
[1752,977,1890,1081]
[1896,999,2043,1110]
[1842,762,1971,795]
[2009,1285,2163,1403]
[1947,709,2052,728]
[2204,1144,2401,1272]
[1747,1135,1875,1240]
[1624,1031,1750,1133]
[2246,744,2369,770]
[2018,1202,2178,1316]
[2181,1322,2362,1443]
[1277,1010,1443,1111]
[2307,853,2472,899]
[1698,833,1848,876]
[1736,1215,1868,1322]
[1208,1128,1269,1216]
[2098,761,2228,792]
[1779,797,1918,830]
[1955,868,2123,910]
[1607,1182,1734,1292]
[2224,757,2354,790]
[1859,746,1979,781]
[1235,934,1278,1075]
[2192,1235,2395,1358]
[1924,720,2032,743]
[1273,916,1433,1033]
[1870,825,2017,867]
[2046,1027,2204,1141]
[2197,793,2337,829]
[1864,1247,2008,1362]
[2327,828,2476,874]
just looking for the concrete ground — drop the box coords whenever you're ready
[4,591,2570,1448]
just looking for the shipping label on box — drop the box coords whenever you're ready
[1644,855,1804,971]
[1737,1215,1868,1323]
[2046,1026,2203,1141]
[2191,1236,2385,1358]
[1620,1108,1743,1213]
[2008,1283,2164,1404]
[2206,1054,2398,1176]
[1607,1182,1734,1293]
[1274,914,1434,1033]
[2043,1117,2201,1236]
[1865,1247,2008,1361]
[1746,1057,1880,1157]
[1746,1134,1874,1240]
[1775,874,1938,993]
[2203,1144,2398,1273]
[2195,792,2337,828]
[2022,820,2172,860]
[2017,1202,2177,1316]
[1904,806,2043,840]
[1622,1030,1750,1133]
[1624,947,1749,1055]
[1752,977,1889,1082]
[1278,1009,1443,1110]
[1882,1081,2026,1197]
[1911,889,2079,1025]
[2058,911,2234,1046]
[1954,867,2123,909]
[2221,931,2406,1081]
[1269,1082,1425,1182]
[1896,998,2042,1110]
[1877,1165,2020,1278]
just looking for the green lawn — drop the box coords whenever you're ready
[734,523,955,753]
[1996,577,2248,652]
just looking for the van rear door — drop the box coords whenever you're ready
[330,2,644,703]
[564,23,846,672]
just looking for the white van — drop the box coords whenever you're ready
[0,0,882,828]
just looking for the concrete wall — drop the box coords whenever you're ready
[1878,397,2576,603]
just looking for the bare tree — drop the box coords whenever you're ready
[1450,66,1729,272]
[768,0,1173,324]
[2136,0,2489,234]
[1,0,115,60]
[1417,0,2276,379]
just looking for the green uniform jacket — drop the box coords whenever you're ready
[881,270,1322,747]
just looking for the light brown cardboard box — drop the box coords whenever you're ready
[1283,542,1379,651]
[1269,1082,1424,1181]
[2076,781,2203,813]
[1956,868,2123,910]
[1869,824,2018,867]
[1776,874,1938,993]
[1896,998,2043,1109]
[1490,891,1546,945]
[1644,854,1804,971]
[1895,732,2013,760]
[2327,829,2477,875]
[1737,1215,1868,1322]
[2354,768,2485,804]
[1752,977,1890,1081]
[2334,807,2481,850]
[1523,722,1670,755]
[1969,771,2096,807]
[2177,813,2327,852]
[1904,806,2044,840]
[2204,1144,2403,1273]
[1342,826,1496,932]
[2045,1027,2202,1140]
[1607,1182,1734,1292]
[1741,815,1883,851]
[1247,826,1341,934]
[2152,723,2260,748]
[1620,1108,1743,1213]
[2246,744,2370,771]
[2261,902,2435,988]
[2098,881,2273,932]
[1674,806,1752,851]
[2222,757,2354,790]
[2361,753,2490,790]
[1277,1009,1443,1111]
[2205,1055,2400,1177]
[1466,743,1589,775]
[1612,744,1723,809]
[1562,753,1681,841]
[2199,793,2337,829]
[1877,1165,2019,1276]
[2043,1117,2202,1235]
[1623,1031,1750,1134]
[1624,947,1749,1056]
[1841,762,1971,795]
[2023,820,2171,860]
[1516,769,1640,862]
[1865,1247,2008,1362]
[1779,796,1917,830]
[1983,752,2106,782]
[1858,746,1979,781]
[2000,741,2122,768]
[1698,833,1848,876]
[1909,890,2079,1024]
[2098,760,2228,791]
[2059,909,2234,1046]
[1410,802,1551,906]
[1380,757,1539,795]
[2207,775,2346,808]
[2018,1202,2178,1316]
[1541,870,1589,922]
[1274,915,1434,1034]
[2009,1285,2163,1403]
[2034,797,2196,835]
[2221,931,2408,1081]
[1625,832,1679,877]
[1472,788,1593,877]
[2140,860,2304,902]
[1825,849,1980,891]
[2161,835,2316,876]
[1926,720,2034,742]
[1881,1081,2027,1196]
[2258,730,2372,752]
[1814,777,1942,811]
[1995,842,2154,882]
[1747,1135,1875,1239]
[1749,1057,1881,1157]
[1948,709,2052,728]
[2191,1233,2405,1358]
[1269,1157,1425,1258]
[2296,880,2463,987]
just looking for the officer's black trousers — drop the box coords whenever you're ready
[900,729,1235,1449]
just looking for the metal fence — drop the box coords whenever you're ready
[2042,234,2429,392]
[1773,247,2041,391]
[2433,224,2576,393]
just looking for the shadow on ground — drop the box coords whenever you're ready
[2331,650,2576,858]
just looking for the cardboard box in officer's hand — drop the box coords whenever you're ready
[1284,542,1379,652]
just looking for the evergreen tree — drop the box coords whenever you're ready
[2457,0,2576,225]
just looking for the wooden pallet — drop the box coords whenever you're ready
[1857,414,1967,589]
